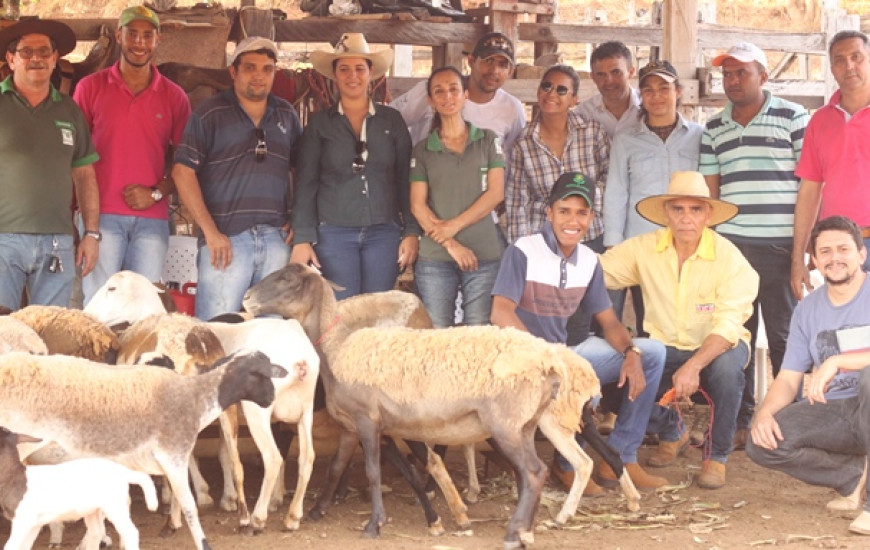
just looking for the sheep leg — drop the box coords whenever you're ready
[240,403,283,534]
[422,444,446,497]
[4,520,41,550]
[216,407,248,524]
[187,457,214,508]
[405,440,469,530]
[357,419,386,538]
[578,403,641,512]
[538,413,593,524]
[80,512,107,550]
[282,407,316,531]
[102,508,140,550]
[158,458,212,550]
[47,521,63,548]
[309,429,359,520]
[462,444,481,504]
[382,438,444,536]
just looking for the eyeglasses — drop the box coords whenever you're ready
[352,140,366,173]
[540,81,571,96]
[254,129,267,162]
[15,47,54,60]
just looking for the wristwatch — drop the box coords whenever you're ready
[150,185,164,202]
[83,230,102,241]
[622,344,642,358]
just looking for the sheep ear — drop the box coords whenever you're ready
[16,433,42,444]
[270,364,289,378]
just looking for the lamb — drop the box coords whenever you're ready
[242,264,641,549]
[0,350,286,550]
[0,427,158,550]
[9,305,119,362]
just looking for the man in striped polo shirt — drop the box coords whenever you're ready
[699,42,809,450]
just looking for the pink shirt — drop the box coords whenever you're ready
[795,90,870,226]
[74,63,190,219]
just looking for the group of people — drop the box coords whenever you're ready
[2,8,870,535]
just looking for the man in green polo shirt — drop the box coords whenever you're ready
[0,19,100,310]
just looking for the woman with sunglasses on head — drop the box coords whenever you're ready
[409,66,506,328]
[291,33,419,299]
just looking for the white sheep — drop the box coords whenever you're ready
[0,427,157,550]
[0,317,48,356]
[242,264,641,549]
[0,350,286,550]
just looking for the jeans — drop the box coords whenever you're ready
[565,234,605,346]
[414,258,500,328]
[732,241,797,429]
[81,214,170,305]
[746,367,870,509]
[315,222,402,301]
[555,336,665,468]
[0,233,75,310]
[647,341,748,463]
[607,285,647,337]
[196,224,289,320]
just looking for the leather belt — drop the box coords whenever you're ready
[863,228,870,239]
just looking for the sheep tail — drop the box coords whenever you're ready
[129,471,159,512]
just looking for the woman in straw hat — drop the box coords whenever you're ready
[290,33,420,299]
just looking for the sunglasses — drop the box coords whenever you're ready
[539,81,571,96]
[254,129,267,162]
[15,46,54,60]
[352,140,366,173]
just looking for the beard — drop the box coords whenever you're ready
[823,263,859,286]
[122,50,152,68]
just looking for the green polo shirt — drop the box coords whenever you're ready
[410,123,505,263]
[0,76,99,234]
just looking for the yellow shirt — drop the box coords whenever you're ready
[599,227,759,350]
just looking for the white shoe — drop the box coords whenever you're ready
[828,459,867,512]
[849,511,870,535]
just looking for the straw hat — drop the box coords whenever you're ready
[635,171,738,227]
[310,33,393,80]
[0,19,77,58]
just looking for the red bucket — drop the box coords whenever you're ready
[170,282,197,316]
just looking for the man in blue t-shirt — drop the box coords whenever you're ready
[747,215,870,536]
[491,171,668,493]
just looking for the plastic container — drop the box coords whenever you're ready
[171,282,197,316]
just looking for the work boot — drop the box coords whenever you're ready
[598,412,618,435]
[828,460,868,511]
[732,428,748,451]
[647,431,689,468]
[696,460,727,489]
[596,461,668,490]
[549,457,604,496]
[849,511,870,535]
[689,404,711,446]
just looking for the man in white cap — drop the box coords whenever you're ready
[75,5,191,305]
[599,171,759,489]
[0,19,100,310]
[792,30,870,299]
[699,42,809,450]
[172,36,302,320]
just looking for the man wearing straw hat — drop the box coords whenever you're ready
[599,171,759,489]
[0,19,100,311]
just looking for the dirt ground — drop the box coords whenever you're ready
[4,419,867,550]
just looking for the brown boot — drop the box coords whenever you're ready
[596,461,668,490]
[697,460,727,489]
[647,431,689,468]
[598,412,618,435]
[549,457,604,496]
[732,428,748,451]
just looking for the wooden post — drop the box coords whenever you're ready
[661,0,698,79]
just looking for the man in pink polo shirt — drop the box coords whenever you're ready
[74,5,190,304]
[791,30,870,299]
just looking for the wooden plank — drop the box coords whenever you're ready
[489,1,555,15]
[662,0,698,79]
[697,24,827,54]
[518,23,662,46]
[274,18,485,46]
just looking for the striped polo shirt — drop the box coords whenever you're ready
[491,222,611,344]
[699,91,809,245]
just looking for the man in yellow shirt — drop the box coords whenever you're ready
[599,171,759,489]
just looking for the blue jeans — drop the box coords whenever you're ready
[82,214,170,305]
[647,342,749,463]
[731,241,797,429]
[746,367,870,509]
[315,222,401,301]
[555,336,665,468]
[0,233,76,310]
[195,224,289,320]
[414,258,500,328]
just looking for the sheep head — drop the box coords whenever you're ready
[214,350,288,410]
[85,271,167,327]
[243,263,336,335]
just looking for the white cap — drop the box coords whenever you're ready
[230,36,279,65]
[712,42,768,69]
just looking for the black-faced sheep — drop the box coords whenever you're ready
[0,350,286,550]
[242,264,641,549]
[9,305,119,362]
[0,427,157,550]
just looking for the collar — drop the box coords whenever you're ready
[636,111,689,136]
[541,221,579,265]
[338,99,376,117]
[655,227,716,260]
[589,87,641,113]
[721,89,772,125]
[107,62,162,93]
[425,122,484,151]
[0,75,62,102]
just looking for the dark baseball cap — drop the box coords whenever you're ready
[471,32,515,63]
[638,59,679,85]
[547,172,595,207]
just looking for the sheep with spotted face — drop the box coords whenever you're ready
[242,264,641,549]
[0,350,286,550]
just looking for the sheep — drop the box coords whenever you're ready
[9,306,119,363]
[86,270,321,534]
[242,264,642,549]
[0,349,286,550]
[0,317,48,356]
[0,427,158,550]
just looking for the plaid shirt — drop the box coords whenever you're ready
[505,110,610,244]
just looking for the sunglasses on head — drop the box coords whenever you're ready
[352,140,367,173]
[254,129,267,162]
[539,81,571,96]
